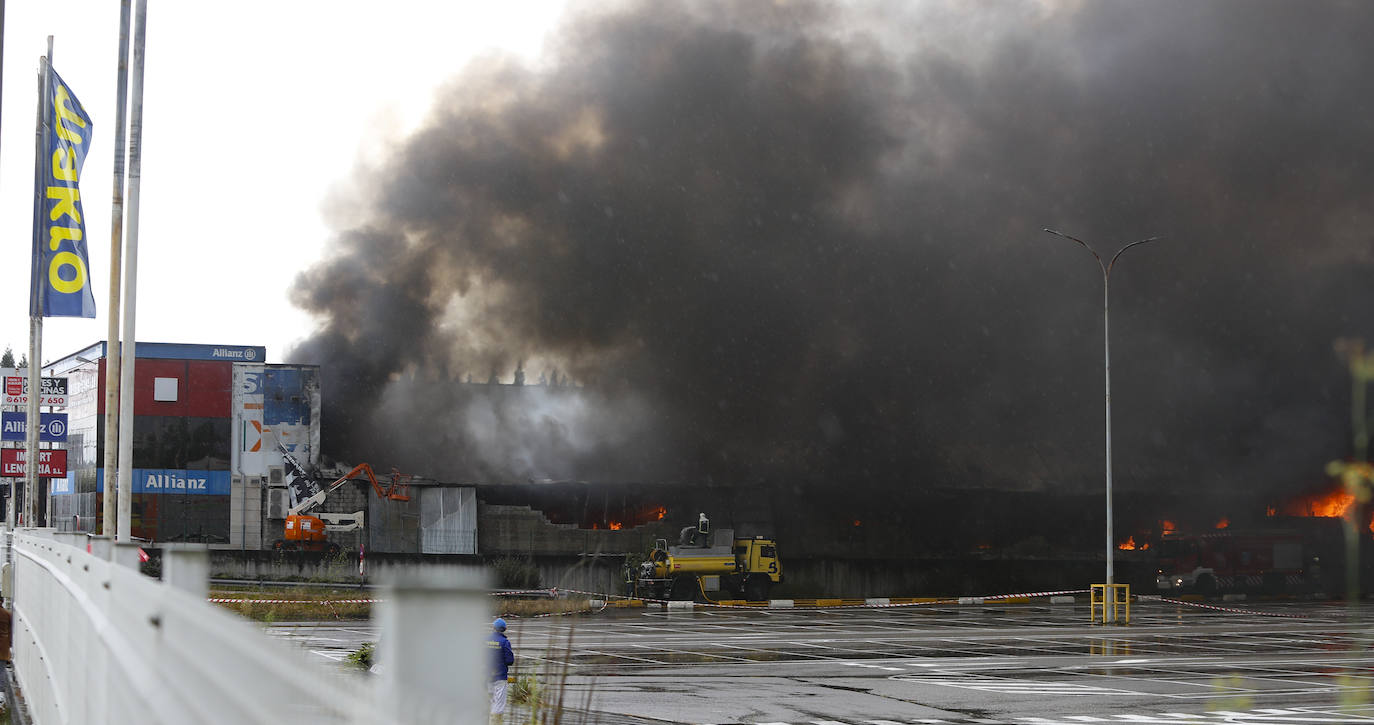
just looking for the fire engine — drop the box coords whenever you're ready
[1154,525,1336,595]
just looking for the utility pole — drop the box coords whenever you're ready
[1043,229,1161,615]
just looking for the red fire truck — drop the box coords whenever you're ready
[1154,528,1321,595]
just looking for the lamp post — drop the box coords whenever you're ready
[1044,229,1161,592]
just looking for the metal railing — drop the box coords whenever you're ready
[4,528,489,724]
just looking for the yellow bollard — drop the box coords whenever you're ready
[1090,583,1130,625]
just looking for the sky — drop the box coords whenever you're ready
[1,0,566,365]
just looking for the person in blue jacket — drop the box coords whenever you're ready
[488,617,515,717]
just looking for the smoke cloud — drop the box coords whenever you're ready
[290,0,1374,501]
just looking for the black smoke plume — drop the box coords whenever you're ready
[290,0,1374,508]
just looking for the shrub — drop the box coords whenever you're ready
[346,641,375,670]
[491,557,541,590]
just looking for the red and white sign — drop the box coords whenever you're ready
[1,448,68,478]
[3,375,68,407]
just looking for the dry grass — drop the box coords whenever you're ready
[212,586,600,623]
[495,598,601,618]
[211,586,374,621]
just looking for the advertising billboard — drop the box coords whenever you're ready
[1,371,68,407]
[1,448,68,478]
[1,412,69,443]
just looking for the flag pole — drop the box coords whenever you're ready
[117,0,147,541]
[26,37,53,529]
[103,1,132,537]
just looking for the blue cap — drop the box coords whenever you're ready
[493,617,507,631]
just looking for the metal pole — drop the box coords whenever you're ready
[103,1,132,537]
[1044,229,1160,612]
[117,0,147,541]
[1103,273,1113,588]
[0,2,6,530]
[26,38,53,529]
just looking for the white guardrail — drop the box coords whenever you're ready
[3,529,489,724]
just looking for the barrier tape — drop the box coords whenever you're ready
[1140,595,1312,619]
[542,586,1090,611]
[209,598,381,604]
[209,588,1310,619]
[492,588,559,597]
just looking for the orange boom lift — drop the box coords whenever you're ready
[273,444,411,554]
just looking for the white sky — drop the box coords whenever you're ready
[2,1,567,365]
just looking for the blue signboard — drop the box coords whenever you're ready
[50,472,74,495]
[32,65,96,318]
[96,469,231,496]
[1,411,69,442]
[265,368,313,426]
[133,343,265,362]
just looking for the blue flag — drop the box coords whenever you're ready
[31,64,96,318]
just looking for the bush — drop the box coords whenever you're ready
[491,557,542,590]
[510,672,539,705]
[346,641,375,670]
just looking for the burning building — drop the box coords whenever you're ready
[280,0,1374,585]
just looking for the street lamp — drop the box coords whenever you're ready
[1044,228,1161,590]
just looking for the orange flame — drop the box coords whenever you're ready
[1280,488,1357,519]
[1215,517,1230,529]
[1266,505,1277,517]
[1276,486,1374,532]
[1110,535,1143,551]
[652,507,666,520]
[853,520,862,527]
[1160,520,1177,535]
[609,521,623,531]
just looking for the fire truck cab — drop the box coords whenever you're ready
[1155,529,1307,594]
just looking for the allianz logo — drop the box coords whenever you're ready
[144,474,208,490]
[211,348,258,360]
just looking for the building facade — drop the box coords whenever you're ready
[46,342,320,547]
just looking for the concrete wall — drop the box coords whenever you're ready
[478,502,671,557]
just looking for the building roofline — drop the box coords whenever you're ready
[45,341,271,372]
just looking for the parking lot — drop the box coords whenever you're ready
[270,599,1374,723]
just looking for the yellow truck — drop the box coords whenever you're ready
[635,515,783,601]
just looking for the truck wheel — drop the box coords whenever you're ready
[1262,572,1285,595]
[745,575,770,602]
[1194,574,1217,596]
[670,576,696,601]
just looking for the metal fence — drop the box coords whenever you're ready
[420,529,478,555]
[3,528,490,724]
[47,493,96,532]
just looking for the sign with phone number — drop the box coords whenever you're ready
[3,375,67,407]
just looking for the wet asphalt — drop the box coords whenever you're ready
[268,599,1374,724]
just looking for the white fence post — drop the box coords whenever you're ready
[376,565,490,722]
[162,544,209,598]
[88,535,113,561]
[113,541,142,570]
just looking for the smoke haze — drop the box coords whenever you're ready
[289,0,1374,501]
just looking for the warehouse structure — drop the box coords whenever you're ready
[39,341,477,554]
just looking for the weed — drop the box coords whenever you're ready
[346,641,375,670]
[510,672,539,705]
